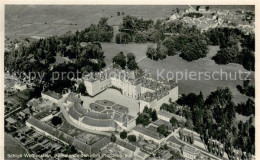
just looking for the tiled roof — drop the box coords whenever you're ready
[182,145,199,155]
[133,126,164,140]
[42,90,62,100]
[116,139,136,152]
[158,110,174,119]
[85,111,113,120]
[91,137,110,153]
[68,105,82,120]
[167,136,184,147]
[27,117,91,153]
[82,116,115,127]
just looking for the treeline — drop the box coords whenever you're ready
[207,28,255,71]
[5,17,112,94]
[182,12,203,18]
[175,88,254,159]
[146,22,208,61]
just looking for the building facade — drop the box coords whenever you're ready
[83,68,178,113]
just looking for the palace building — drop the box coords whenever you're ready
[83,67,178,113]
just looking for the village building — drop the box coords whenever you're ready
[182,145,200,160]
[158,110,187,122]
[132,126,165,145]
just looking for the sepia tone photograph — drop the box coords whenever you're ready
[3,3,256,160]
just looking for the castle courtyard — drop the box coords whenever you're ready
[80,89,140,117]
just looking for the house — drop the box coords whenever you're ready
[182,145,200,160]
[158,110,186,123]
[115,139,136,156]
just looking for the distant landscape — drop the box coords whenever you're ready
[5,5,255,104]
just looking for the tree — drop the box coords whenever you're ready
[51,116,62,126]
[126,53,139,70]
[136,114,150,126]
[170,117,178,127]
[113,52,126,69]
[111,134,116,142]
[185,119,194,130]
[196,6,200,11]
[120,131,127,139]
[78,82,87,95]
[127,135,136,142]
[146,47,158,60]
[151,110,158,121]
[157,125,169,137]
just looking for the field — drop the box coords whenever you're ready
[5,5,188,38]
[102,44,254,104]
[5,133,33,160]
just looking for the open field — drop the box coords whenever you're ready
[5,133,33,160]
[102,44,254,104]
[5,5,188,38]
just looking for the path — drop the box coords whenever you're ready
[112,25,119,43]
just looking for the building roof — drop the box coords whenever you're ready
[6,117,17,124]
[82,116,115,127]
[91,137,110,154]
[116,139,136,152]
[182,145,200,155]
[167,136,184,147]
[152,119,172,129]
[68,105,82,120]
[27,98,40,108]
[26,117,91,153]
[158,110,174,119]
[159,110,187,122]
[133,126,164,140]
[42,90,62,100]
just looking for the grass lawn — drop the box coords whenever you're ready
[6,5,187,38]
[103,44,255,104]
[5,133,33,160]
[101,43,155,65]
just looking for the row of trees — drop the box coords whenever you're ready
[179,129,194,145]
[175,88,254,159]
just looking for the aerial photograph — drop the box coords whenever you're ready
[4,4,255,160]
